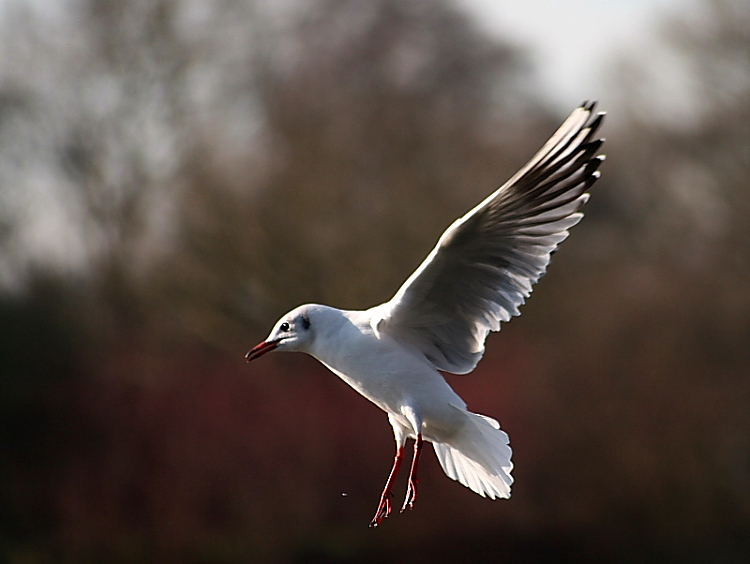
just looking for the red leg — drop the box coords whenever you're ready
[401,433,423,513]
[369,445,405,527]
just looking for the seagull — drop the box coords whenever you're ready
[246,102,605,527]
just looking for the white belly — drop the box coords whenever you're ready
[317,342,469,441]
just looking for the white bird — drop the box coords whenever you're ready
[246,102,605,527]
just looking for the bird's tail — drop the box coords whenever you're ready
[432,410,513,499]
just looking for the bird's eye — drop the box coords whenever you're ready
[280,322,290,332]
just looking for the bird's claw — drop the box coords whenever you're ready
[369,492,393,527]
[400,478,418,513]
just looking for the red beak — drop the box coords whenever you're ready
[245,339,281,362]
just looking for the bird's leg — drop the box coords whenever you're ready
[369,445,405,527]
[401,433,423,513]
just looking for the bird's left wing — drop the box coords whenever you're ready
[370,102,605,374]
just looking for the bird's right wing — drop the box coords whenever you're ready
[371,102,605,374]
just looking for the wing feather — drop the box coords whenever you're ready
[371,102,606,374]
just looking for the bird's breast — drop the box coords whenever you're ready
[311,329,466,429]
[310,330,424,410]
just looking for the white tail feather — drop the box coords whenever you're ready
[433,411,513,499]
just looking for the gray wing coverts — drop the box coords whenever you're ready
[374,102,606,374]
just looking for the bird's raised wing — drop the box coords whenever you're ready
[371,102,605,374]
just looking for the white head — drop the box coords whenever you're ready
[245,304,332,361]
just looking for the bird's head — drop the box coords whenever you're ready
[245,304,317,361]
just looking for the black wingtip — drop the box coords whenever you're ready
[584,154,605,175]
[582,138,604,157]
[581,100,598,112]
[586,112,605,133]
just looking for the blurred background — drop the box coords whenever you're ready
[1,0,749,562]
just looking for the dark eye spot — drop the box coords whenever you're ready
[301,314,310,330]
[280,322,290,332]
